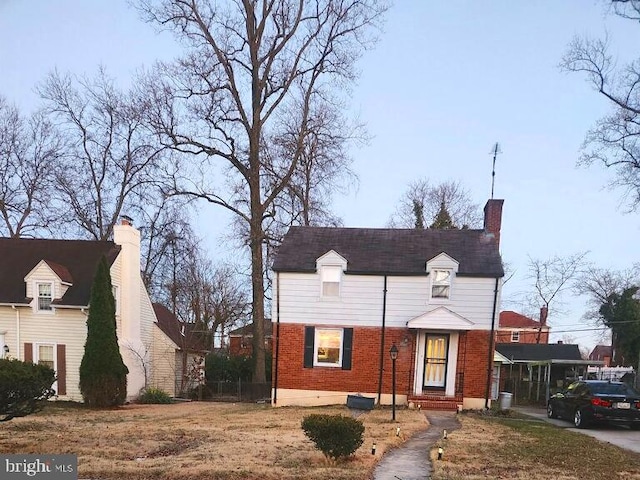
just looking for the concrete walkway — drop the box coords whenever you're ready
[372,411,460,480]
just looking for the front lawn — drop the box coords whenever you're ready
[0,402,426,480]
[430,412,640,480]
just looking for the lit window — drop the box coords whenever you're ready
[321,266,341,297]
[37,283,53,311]
[314,328,343,366]
[511,331,520,343]
[37,344,55,370]
[431,270,451,299]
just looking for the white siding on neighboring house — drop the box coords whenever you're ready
[151,325,178,397]
[12,307,87,401]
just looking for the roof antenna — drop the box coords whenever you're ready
[490,142,502,199]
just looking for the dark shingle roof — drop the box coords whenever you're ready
[272,227,504,277]
[0,237,120,306]
[496,343,583,362]
[153,303,209,353]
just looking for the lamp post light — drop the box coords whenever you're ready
[389,343,398,421]
[2,345,8,358]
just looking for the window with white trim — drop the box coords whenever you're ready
[321,266,342,297]
[37,283,53,311]
[112,285,119,315]
[36,344,55,370]
[304,326,353,370]
[314,328,343,366]
[431,269,451,299]
[511,331,520,343]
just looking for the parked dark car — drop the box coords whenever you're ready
[547,380,640,429]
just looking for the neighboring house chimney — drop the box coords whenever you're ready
[540,306,548,326]
[113,219,145,398]
[483,199,504,248]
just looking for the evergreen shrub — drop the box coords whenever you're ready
[301,414,365,460]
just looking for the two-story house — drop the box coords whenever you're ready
[0,219,165,402]
[271,199,505,410]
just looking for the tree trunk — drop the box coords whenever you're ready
[249,204,266,384]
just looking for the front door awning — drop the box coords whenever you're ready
[407,306,475,330]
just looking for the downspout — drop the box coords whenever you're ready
[12,305,20,360]
[272,272,281,405]
[377,276,388,405]
[484,277,499,409]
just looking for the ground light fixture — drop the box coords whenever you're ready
[389,343,398,421]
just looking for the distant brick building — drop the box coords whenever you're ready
[589,345,613,367]
[496,308,549,344]
[228,319,273,356]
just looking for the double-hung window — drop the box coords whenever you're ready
[431,269,451,299]
[36,344,55,370]
[321,266,342,297]
[304,326,353,370]
[37,283,53,311]
[511,331,520,343]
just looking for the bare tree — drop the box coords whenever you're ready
[526,252,589,342]
[574,264,639,322]
[388,179,482,229]
[560,2,640,210]
[39,69,167,240]
[0,96,65,237]
[136,0,387,382]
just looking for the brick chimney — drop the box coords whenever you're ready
[483,199,504,247]
[540,306,548,326]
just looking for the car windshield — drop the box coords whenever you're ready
[588,383,638,396]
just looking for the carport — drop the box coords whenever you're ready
[496,343,605,405]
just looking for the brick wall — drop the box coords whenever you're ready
[274,324,493,398]
[496,330,549,344]
[458,330,492,398]
[274,324,414,395]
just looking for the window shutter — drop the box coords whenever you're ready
[56,344,66,396]
[303,326,314,368]
[24,343,33,363]
[342,328,353,370]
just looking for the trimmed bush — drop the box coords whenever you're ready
[138,387,173,404]
[301,414,365,460]
[0,358,56,422]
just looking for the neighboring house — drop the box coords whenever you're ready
[271,199,505,410]
[228,319,273,357]
[496,342,603,404]
[589,345,613,367]
[497,308,549,344]
[0,219,157,402]
[152,303,209,397]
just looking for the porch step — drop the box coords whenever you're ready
[409,395,462,412]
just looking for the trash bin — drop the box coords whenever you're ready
[498,392,512,410]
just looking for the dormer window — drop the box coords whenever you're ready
[431,270,451,299]
[37,283,53,311]
[321,266,342,297]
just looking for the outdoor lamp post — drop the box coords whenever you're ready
[2,345,8,357]
[389,343,398,421]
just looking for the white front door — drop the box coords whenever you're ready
[423,334,448,388]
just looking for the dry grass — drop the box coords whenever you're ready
[430,412,640,480]
[0,401,427,480]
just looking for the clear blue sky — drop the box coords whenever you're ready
[1,0,639,352]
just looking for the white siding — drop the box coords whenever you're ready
[0,305,87,401]
[275,272,500,330]
[151,325,177,396]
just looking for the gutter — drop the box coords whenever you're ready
[377,275,388,405]
[484,277,500,409]
[273,272,281,405]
